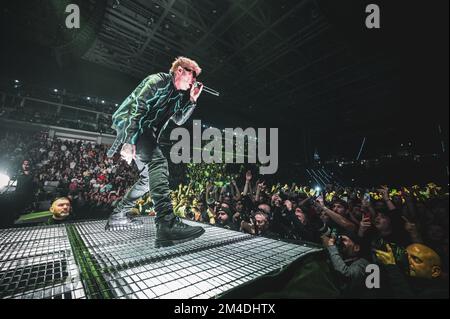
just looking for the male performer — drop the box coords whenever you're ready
[106,56,205,243]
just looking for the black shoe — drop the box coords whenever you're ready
[155,218,205,244]
[105,216,143,230]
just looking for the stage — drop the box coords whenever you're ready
[0,217,327,299]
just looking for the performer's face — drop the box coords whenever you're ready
[175,66,196,90]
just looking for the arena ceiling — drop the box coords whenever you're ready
[80,0,399,131]
[78,0,448,135]
[1,0,448,159]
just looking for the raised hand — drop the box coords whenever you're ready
[377,185,389,198]
[374,244,396,265]
[271,194,281,206]
[120,143,136,165]
[245,170,252,182]
[359,215,372,236]
[316,195,325,207]
[284,199,293,211]
[321,234,335,247]
[190,81,203,103]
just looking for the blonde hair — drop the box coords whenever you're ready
[170,56,202,76]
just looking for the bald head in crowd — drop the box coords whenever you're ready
[406,243,442,279]
[50,197,71,221]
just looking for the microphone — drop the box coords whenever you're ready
[194,82,220,97]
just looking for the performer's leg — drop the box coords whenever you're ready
[106,134,152,229]
[147,141,205,242]
[147,145,175,224]
[111,156,149,216]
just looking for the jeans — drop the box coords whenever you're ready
[111,129,174,224]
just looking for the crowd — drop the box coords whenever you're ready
[0,131,138,220]
[170,169,448,298]
[0,130,448,298]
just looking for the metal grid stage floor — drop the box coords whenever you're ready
[0,217,321,299]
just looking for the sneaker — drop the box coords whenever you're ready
[105,216,143,230]
[155,218,205,244]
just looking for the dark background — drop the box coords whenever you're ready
[1,0,448,183]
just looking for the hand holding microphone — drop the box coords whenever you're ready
[190,81,203,103]
[193,81,220,97]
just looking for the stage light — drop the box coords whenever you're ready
[53,89,58,93]
[86,97,91,100]
[315,186,321,193]
[0,173,10,189]
[14,80,19,83]
[101,100,105,104]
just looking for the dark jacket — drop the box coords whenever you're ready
[382,265,449,299]
[111,72,196,144]
[326,245,371,298]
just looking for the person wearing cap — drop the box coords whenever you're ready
[322,231,371,298]
[105,56,205,244]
